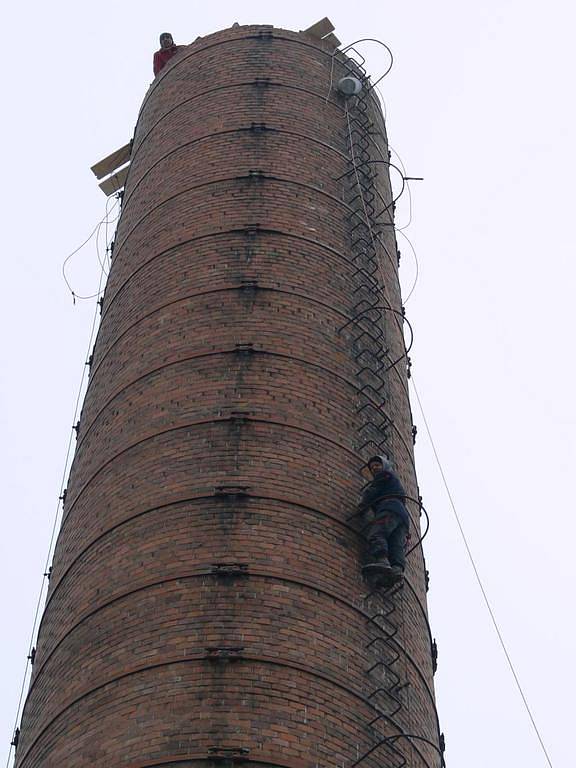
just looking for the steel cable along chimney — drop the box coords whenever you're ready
[15,24,442,768]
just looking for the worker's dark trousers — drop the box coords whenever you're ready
[367,514,408,570]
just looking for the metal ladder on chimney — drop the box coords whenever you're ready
[339,51,444,768]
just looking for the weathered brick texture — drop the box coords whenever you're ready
[15,24,440,768]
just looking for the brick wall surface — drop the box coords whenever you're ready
[15,24,441,768]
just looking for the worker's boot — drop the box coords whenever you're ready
[390,565,404,582]
[363,558,397,589]
[362,556,392,575]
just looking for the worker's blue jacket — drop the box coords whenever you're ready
[359,470,410,527]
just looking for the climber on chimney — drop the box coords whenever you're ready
[358,454,410,585]
[153,33,181,76]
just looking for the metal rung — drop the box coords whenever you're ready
[357,402,385,417]
[352,336,383,355]
[356,325,384,343]
[352,276,379,292]
[355,348,387,363]
[367,700,402,726]
[357,360,386,375]
[367,612,387,628]
[349,117,375,133]
[354,349,385,365]
[357,387,387,405]
[357,426,386,442]
[354,324,382,351]
[356,423,382,437]
[355,383,382,400]
[352,280,379,296]
[343,46,367,69]
[350,251,377,268]
[358,439,386,453]
[352,297,379,314]
[368,686,396,701]
[366,635,393,650]
[356,369,387,387]
[347,125,367,140]
[357,439,381,454]
[359,441,392,459]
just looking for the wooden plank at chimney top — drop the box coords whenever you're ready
[322,33,341,50]
[98,164,130,196]
[302,17,335,39]
[91,142,132,180]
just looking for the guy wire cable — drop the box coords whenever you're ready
[410,375,555,768]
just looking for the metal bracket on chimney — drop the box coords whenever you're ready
[206,646,245,661]
[208,746,250,763]
[239,278,259,289]
[214,485,250,497]
[234,343,255,355]
[210,563,250,578]
[229,410,253,424]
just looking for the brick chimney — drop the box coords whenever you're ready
[14,24,442,768]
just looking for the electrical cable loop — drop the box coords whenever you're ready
[61,196,120,302]
[338,39,394,90]
[335,159,407,217]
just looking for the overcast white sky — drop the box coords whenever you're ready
[1,2,574,766]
